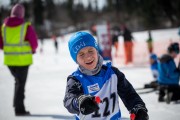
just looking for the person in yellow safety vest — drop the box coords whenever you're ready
[0,3,38,116]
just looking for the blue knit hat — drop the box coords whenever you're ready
[68,31,98,62]
[150,54,157,61]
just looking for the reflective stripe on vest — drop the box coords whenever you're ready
[2,22,33,66]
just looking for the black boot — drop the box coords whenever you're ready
[15,108,30,116]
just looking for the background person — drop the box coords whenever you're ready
[121,25,134,65]
[52,34,58,53]
[158,42,180,103]
[144,53,159,89]
[112,30,119,57]
[146,30,153,54]
[0,3,38,115]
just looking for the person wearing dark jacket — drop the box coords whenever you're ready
[121,25,134,65]
[146,30,153,54]
[63,31,149,120]
[0,3,38,115]
[158,42,180,103]
[111,27,120,57]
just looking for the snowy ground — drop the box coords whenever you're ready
[0,29,180,120]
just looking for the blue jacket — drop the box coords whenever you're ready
[158,54,180,85]
[151,61,158,71]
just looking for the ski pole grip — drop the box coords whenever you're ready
[130,113,136,120]
[95,96,101,104]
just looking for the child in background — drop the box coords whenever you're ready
[144,54,159,89]
[150,54,158,79]
[158,42,180,103]
[63,31,149,120]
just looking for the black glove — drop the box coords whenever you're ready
[78,95,99,115]
[130,104,149,120]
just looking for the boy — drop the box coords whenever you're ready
[158,42,180,103]
[63,32,149,120]
[144,54,159,89]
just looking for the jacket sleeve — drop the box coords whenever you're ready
[159,55,180,84]
[25,25,38,53]
[112,67,147,111]
[63,75,83,114]
[0,27,3,49]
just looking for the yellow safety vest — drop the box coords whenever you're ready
[2,22,33,66]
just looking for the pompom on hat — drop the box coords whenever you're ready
[10,3,25,18]
[68,31,98,62]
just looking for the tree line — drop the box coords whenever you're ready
[0,0,179,38]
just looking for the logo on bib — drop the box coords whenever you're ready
[87,83,100,93]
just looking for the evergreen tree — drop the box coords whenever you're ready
[45,0,55,21]
[33,0,44,25]
[33,0,45,38]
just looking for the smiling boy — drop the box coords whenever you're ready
[63,31,149,120]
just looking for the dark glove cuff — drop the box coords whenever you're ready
[130,104,148,114]
[72,98,79,111]
[77,95,98,115]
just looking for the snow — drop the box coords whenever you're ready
[0,28,180,120]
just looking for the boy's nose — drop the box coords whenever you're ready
[85,53,92,59]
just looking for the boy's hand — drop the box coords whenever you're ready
[133,109,149,120]
[130,104,149,120]
[78,95,99,115]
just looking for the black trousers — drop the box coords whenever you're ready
[159,85,180,101]
[8,66,29,112]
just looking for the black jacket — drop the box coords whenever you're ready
[123,28,133,41]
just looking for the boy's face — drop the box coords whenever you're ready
[77,47,98,70]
